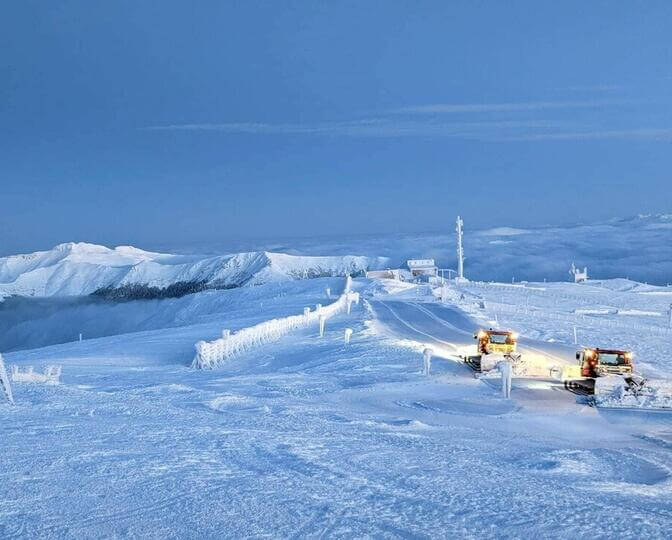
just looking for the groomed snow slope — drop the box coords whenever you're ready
[442,278,672,376]
[2,277,672,537]
[0,242,385,298]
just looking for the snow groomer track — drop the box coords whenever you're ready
[369,299,577,383]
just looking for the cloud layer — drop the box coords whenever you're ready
[392,98,633,114]
[146,96,668,142]
[146,118,564,139]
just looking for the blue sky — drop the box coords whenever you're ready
[2,1,672,255]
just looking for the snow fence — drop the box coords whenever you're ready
[192,276,357,369]
[11,365,62,385]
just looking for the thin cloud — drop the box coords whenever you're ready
[146,122,326,134]
[499,127,672,142]
[564,84,626,92]
[145,118,672,142]
[144,119,562,138]
[394,98,635,114]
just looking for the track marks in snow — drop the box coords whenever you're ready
[395,398,517,417]
[370,300,462,351]
[411,302,475,337]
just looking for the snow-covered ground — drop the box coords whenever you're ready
[446,278,672,377]
[2,273,672,537]
[0,279,349,352]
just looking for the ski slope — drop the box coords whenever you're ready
[2,275,672,537]
[368,298,581,404]
[448,278,672,378]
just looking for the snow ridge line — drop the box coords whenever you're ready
[192,276,354,369]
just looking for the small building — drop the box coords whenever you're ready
[407,259,438,277]
[570,263,588,283]
[366,269,402,280]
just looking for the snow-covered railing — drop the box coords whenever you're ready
[192,276,356,369]
[11,365,62,385]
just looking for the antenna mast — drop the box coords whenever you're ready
[456,215,465,280]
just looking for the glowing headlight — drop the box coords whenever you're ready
[625,352,633,360]
[509,332,519,341]
[584,349,594,358]
[477,330,486,339]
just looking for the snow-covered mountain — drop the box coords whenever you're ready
[0,242,385,298]
[186,214,670,285]
[2,214,670,298]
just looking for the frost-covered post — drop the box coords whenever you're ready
[316,303,322,314]
[500,361,512,398]
[45,365,62,385]
[573,325,578,345]
[79,333,82,342]
[221,329,231,358]
[304,307,311,318]
[423,348,433,376]
[456,216,465,280]
[319,314,326,337]
[326,287,331,299]
[0,353,14,405]
[344,328,353,345]
[194,341,207,369]
[346,292,359,314]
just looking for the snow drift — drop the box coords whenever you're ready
[0,242,384,299]
[594,377,672,410]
